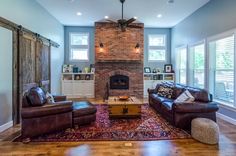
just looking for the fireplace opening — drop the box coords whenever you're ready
[110,75,129,89]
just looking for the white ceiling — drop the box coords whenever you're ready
[36,0,210,28]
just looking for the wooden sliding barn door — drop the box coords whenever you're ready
[36,39,51,92]
[18,31,51,123]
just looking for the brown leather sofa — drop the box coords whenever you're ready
[21,87,73,138]
[148,83,219,130]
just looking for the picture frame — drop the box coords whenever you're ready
[164,64,173,73]
[91,68,95,73]
[144,67,151,73]
[62,64,73,73]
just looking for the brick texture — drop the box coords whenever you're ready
[95,22,144,99]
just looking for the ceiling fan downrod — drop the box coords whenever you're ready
[120,0,125,20]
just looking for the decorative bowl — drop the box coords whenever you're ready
[118,96,130,100]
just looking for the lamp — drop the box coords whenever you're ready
[135,43,140,53]
[99,42,104,52]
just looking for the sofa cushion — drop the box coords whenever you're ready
[157,85,174,99]
[174,102,219,113]
[172,84,185,99]
[162,101,174,111]
[21,103,73,118]
[186,87,211,102]
[27,87,47,106]
[150,94,173,103]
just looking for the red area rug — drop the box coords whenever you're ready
[17,104,191,142]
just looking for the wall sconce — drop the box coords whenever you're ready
[99,42,104,52]
[135,43,140,53]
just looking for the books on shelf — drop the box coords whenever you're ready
[144,73,174,81]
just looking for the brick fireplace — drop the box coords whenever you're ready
[94,22,144,99]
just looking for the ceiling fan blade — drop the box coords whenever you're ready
[126,18,136,25]
[128,25,143,28]
[106,19,117,24]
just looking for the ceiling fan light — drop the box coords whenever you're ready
[157,14,162,18]
[76,12,82,16]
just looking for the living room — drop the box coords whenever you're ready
[0,0,236,155]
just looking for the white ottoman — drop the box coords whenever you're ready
[191,118,219,144]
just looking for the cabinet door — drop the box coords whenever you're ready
[62,82,73,97]
[73,81,94,98]
[82,81,94,98]
[73,82,84,97]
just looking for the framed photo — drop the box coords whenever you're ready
[62,64,73,73]
[85,74,91,80]
[164,64,172,73]
[91,68,95,73]
[144,67,151,73]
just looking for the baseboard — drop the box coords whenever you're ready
[0,121,13,133]
[216,113,236,126]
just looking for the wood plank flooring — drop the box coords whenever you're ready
[0,99,236,156]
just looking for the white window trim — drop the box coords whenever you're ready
[188,40,206,89]
[175,45,188,85]
[148,34,167,62]
[207,32,235,107]
[69,32,90,62]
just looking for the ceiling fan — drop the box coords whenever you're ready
[106,0,143,32]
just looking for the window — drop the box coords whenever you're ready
[148,35,166,61]
[176,47,187,84]
[189,43,205,88]
[69,33,89,61]
[209,34,234,105]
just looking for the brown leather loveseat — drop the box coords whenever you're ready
[21,87,73,138]
[148,82,219,130]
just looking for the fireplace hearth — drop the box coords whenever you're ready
[110,75,129,90]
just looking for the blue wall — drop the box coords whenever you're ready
[64,26,95,70]
[171,0,236,120]
[144,28,171,70]
[0,0,64,128]
[0,28,12,129]
[64,26,171,71]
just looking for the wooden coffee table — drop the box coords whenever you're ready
[107,96,143,118]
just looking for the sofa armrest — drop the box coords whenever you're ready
[21,102,73,119]
[148,89,157,94]
[173,101,219,113]
[53,95,67,102]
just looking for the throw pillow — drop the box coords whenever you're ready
[27,87,47,106]
[174,90,195,103]
[46,92,55,103]
[157,85,174,99]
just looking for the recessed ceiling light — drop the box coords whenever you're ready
[76,12,82,16]
[134,16,138,19]
[104,16,109,19]
[167,0,174,4]
[157,14,162,18]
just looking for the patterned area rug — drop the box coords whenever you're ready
[16,104,191,142]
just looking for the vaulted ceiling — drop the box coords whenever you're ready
[36,0,210,28]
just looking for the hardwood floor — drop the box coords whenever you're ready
[0,99,236,156]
